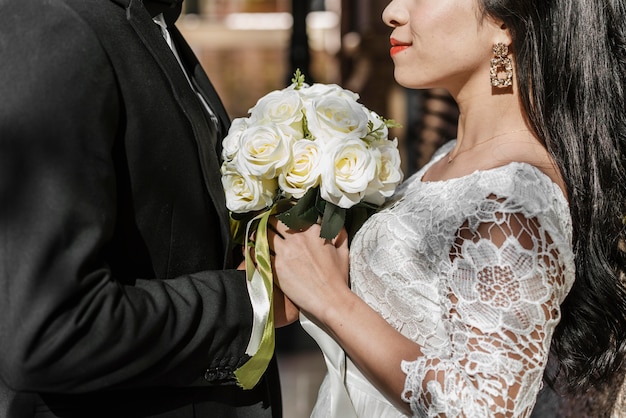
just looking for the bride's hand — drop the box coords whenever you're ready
[268,219,350,321]
[236,242,299,327]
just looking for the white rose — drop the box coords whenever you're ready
[299,83,360,102]
[221,164,277,213]
[236,124,293,179]
[278,139,322,199]
[222,117,248,162]
[364,138,404,205]
[305,95,370,144]
[319,137,378,209]
[248,89,305,137]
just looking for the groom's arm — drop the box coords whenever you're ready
[0,1,255,393]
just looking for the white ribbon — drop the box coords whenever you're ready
[244,269,270,356]
[300,312,358,418]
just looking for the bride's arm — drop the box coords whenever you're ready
[271,205,571,417]
[269,222,420,413]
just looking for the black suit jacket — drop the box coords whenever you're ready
[0,0,280,416]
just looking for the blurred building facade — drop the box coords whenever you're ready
[179,0,458,175]
[179,0,340,118]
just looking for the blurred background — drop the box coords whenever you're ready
[178,0,460,175]
[178,1,459,416]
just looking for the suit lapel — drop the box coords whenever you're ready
[125,0,233,266]
[169,27,231,150]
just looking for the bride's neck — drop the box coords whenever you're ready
[454,95,529,148]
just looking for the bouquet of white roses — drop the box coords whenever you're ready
[220,70,402,391]
[221,70,403,241]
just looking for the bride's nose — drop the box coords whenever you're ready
[382,0,409,28]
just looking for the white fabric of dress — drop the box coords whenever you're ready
[304,141,575,418]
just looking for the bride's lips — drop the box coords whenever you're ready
[390,38,411,56]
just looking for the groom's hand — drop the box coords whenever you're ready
[273,286,299,327]
[237,242,298,327]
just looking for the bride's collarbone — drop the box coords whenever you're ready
[422,143,564,193]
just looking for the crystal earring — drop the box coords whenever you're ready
[490,43,513,88]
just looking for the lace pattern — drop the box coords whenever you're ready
[349,141,575,417]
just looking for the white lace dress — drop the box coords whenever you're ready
[305,141,575,418]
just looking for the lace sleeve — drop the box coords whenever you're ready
[401,197,570,417]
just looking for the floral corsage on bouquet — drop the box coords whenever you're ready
[220,70,403,389]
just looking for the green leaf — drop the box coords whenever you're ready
[291,69,306,90]
[320,202,346,240]
[345,206,370,243]
[383,117,403,129]
[276,187,320,230]
[315,192,326,214]
[230,213,257,245]
[302,110,312,139]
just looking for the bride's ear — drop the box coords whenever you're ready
[490,17,513,46]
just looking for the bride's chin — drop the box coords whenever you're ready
[393,70,432,90]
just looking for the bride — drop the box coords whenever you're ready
[270,0,626,416]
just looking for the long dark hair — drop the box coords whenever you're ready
[481,0,626,392]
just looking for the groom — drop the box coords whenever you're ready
[0,0,288,416]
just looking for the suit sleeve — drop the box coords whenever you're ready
[0,4,254,393]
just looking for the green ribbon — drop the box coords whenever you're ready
[234,208,276,389]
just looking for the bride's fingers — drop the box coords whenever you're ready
[266,222,281,257]
[266,221,285,240]
[331,228,349,249]
[270,216,294,237]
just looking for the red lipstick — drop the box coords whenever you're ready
[390,38,411,56]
